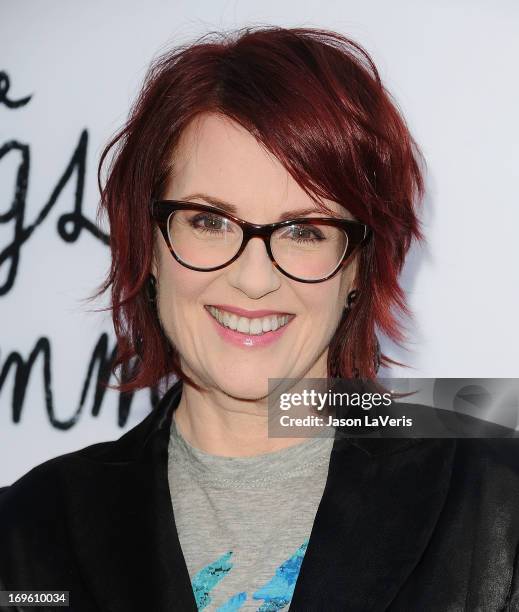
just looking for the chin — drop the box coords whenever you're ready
[213,376,272,402]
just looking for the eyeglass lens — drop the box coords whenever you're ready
[167,207,349,281]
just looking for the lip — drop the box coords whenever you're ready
[206,304,293,318]
[204,306,295,348]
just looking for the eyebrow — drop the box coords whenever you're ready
[181,192,345,221]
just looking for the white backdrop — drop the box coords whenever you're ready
[1,0,518,486]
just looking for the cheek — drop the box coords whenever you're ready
[299,285,344,333]
[156,261,207,336]
[156,233,205,301]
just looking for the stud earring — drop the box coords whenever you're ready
[146,273,157,303]
[344,289,359,312]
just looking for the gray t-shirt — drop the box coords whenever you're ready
[167,412,334,611]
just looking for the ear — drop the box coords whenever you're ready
[150,227,160,278]
[348,251,361,287]
[341,251,360,292]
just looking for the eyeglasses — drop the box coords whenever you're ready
[151,200,373,283]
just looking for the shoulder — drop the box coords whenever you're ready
[445,438,519,515]
[0,376,184,527]
[0,379,181,529]
[0,416,158,590]
[0,442,120,593]
[396,400,519,486]
[0,438,120,544]
[453,437,519,474]
[0,406,158,545]
[0,451,85,586]
[0,378,183,590]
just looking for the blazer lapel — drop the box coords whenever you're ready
[60,378,197,612]
[289,433,457,611]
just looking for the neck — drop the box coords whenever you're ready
[173,352,328,457]
[174,385,315,457]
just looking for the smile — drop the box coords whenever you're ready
[206,306,292,335]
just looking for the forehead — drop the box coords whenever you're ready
[164,112,351,220]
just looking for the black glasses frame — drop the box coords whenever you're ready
[151,200,373,283]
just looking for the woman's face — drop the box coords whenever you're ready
[152,112,358,400]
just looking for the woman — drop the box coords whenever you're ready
[1,25,519,612]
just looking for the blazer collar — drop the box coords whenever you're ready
[62,379,456,612]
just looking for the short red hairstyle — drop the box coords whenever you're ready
[94,25,425,393]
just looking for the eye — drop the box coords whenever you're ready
[189,213,233,233]
[283,224,326,243]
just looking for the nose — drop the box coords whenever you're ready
[226,236,281,298]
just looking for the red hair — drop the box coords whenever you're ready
[93,25,425,393]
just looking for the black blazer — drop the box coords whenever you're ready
[2,378,519,611]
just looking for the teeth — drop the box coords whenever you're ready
[208,307,290,335]
[249,319,263,334]
[237,317,250,333]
